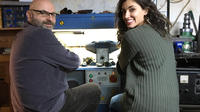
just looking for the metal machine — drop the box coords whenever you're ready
[174,13,200,112]
[64,40,121,112]
[84,40,121,112]
[67,67,121,112]
[177,67,200,112]
[85,67,121,112]
[85,40,119,66]
[53,15,121,111]
[173,12,195,53]
[177,67,200,105]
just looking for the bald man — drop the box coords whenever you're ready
[9,0,101,112]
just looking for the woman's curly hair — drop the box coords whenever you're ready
[115,0,171,43]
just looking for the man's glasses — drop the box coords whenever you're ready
[30,9,59,17]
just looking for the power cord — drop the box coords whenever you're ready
[158,0,167,10]
[170,0,184,3]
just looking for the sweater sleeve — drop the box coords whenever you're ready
[118,32,138,72]
[31,28,80,71]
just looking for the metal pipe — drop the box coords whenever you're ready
[167,0,170,20]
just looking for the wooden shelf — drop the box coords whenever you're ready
[0,28,20,48]
[0,1,30,6]
[0,106,11,112]
[0,55,9,62]
[0,28,23,31]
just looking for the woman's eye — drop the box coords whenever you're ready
[129,8,135,12]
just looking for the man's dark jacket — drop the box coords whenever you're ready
[9,24,80,112]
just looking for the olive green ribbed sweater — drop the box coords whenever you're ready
[118,24,179,112]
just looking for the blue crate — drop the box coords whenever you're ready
[54,13,115,29]
[2,6,29,28]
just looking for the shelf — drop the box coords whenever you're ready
[0,1,30,6]
[0,106,11,112]
[0,28,23,31]
[0,55,9,62]
[0,28,21,48]
[180,105,200,109]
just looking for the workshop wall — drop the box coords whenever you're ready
[169,0,200,36]
[50,0,118,13]
[50,0,200,36]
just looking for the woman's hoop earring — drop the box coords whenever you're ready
[145,16,151,24]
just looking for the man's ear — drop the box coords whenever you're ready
[26,10,32,22]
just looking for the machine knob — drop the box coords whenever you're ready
[89,79,93,82]
[109,75,117,83]
[196,80,200,85]
[184,89,189,93]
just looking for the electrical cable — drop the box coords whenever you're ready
[170,0,184,3]
[158,0,167,10]
[189,10,198,34]
[156,0,191,34]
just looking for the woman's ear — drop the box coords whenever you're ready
[144,8,149,16]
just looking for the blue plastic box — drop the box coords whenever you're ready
[54,13,115,29]
[2,6,29,28]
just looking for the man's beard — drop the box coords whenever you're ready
[30,18,55,30]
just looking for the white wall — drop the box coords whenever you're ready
[51,0,200,36]
[50,0,118,13]
[169,0,200,36]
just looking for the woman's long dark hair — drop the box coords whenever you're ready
[115,0,171,42]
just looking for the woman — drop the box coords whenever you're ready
[109,0,180,112]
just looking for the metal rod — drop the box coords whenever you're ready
[167,0,170,20]
[189,10,198,34]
